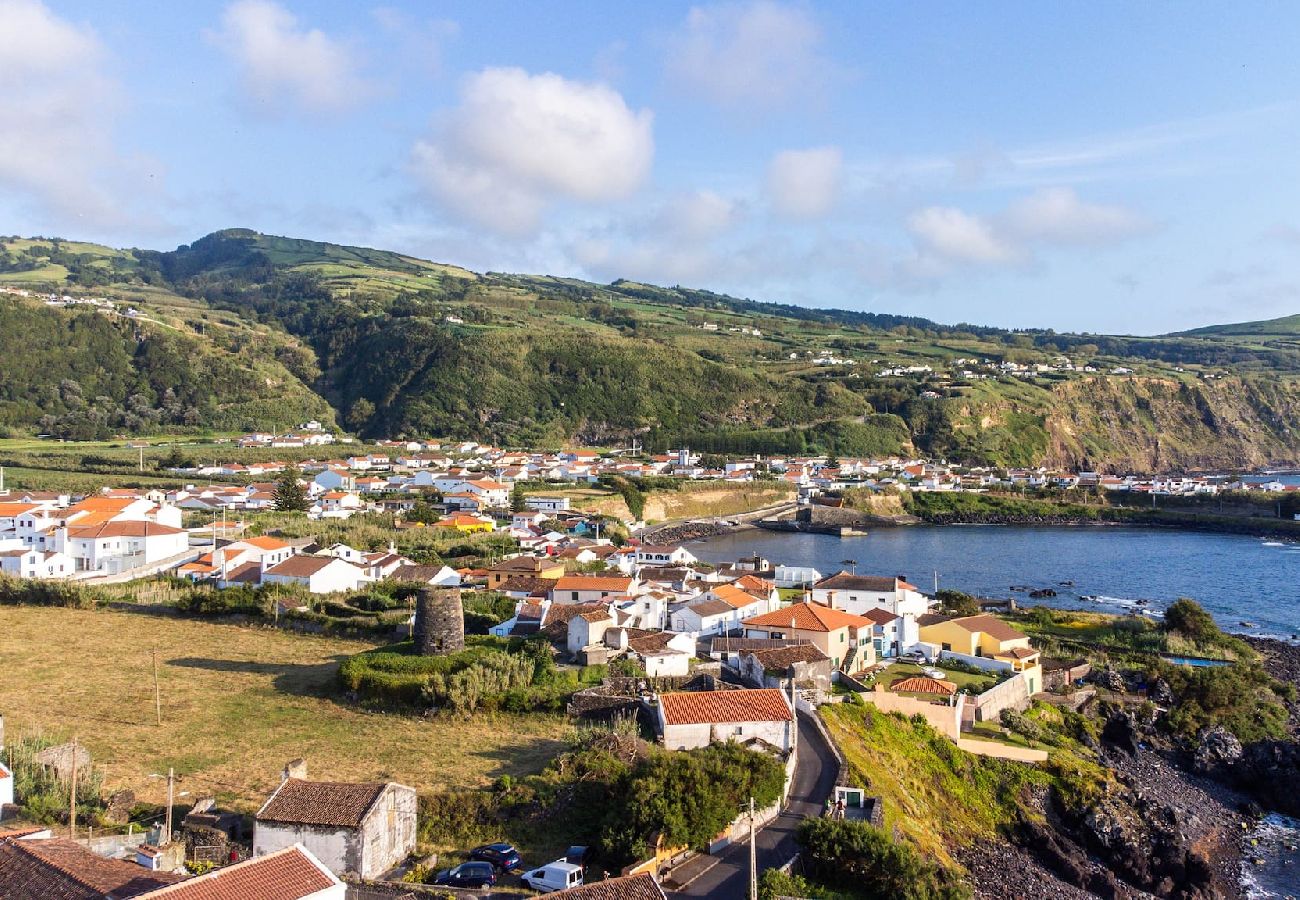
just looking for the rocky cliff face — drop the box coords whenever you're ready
[949,375,1300,472]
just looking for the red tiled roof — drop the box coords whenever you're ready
[66,521,184,539]
[742,602,872,633]
[263,556,344,578]
[553,575,634,592]
[256,779,386,828]
[890,676,957,696]
[0,837,181,899]
[947,615,1028,643]
[659,688,792,726]
[135,845,338,900]
[549,872,665,900]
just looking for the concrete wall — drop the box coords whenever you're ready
[956,738,1049,763]
[662,718,793,752]
[256,823,354,876]
[972,671,1032,722]
[860,688,964,740]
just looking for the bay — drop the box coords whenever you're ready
[689,525,1300,638]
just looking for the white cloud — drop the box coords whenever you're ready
[907,207,1022,266]
[0,0,154,227]
[767,146,842,219]
[905,188,1149,269]
[1002,187,1150,244]
[412,67,654,235]
[210,0,369,115]
[665,1,834,110]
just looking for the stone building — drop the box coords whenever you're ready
[413,586,465,655]
[253,761,417,879]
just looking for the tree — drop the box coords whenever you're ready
[510,483,526,512]
[796,818,969,900]
[1164,598,1218,643]
[936,589,980,617]
[273,466,310,512]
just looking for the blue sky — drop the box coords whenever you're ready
[3,0,1300,334]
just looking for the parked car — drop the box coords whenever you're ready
[900,650,927,664]
[565,845,594,868]
[470,841,522,871]
[433,861,497,889]
[520,860,584,893]
[923,667,945,680]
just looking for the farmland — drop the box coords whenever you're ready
[0,606,570,810]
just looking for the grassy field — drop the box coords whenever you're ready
[0,607,570,810]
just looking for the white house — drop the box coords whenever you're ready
[567,607,615,656]
[774,565,822,588]
[549,575,637,605]
[657,688,795,752]
[254,763,417,880]
[810,572,929,618]
[261,556,369,594]
[221,535,298,569]
[461,479,510,508]
[671,597,744,637]
[0,547,73,579]
[525,496,570,513]
[635,545,698,567]
[54,521,189,575]
[0,760,12,808]
[859,608,919,658]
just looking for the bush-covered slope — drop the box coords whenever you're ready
[0,295,334,438]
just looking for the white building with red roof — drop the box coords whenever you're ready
[657,688,795,752]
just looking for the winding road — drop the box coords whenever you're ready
[665,711,838,899]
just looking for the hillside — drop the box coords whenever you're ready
[2,228,1300,470]
[1179,312,1300,337]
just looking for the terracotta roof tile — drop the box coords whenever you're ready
[949,615,1028,643]
[135,845,338,900]
[554,575,634,592]
[256,779,386,828]
[742,602,872,634]
[659,688,792,726]
[749,645,829,668]
[890,676,957,696]
[549,872,665,900]
[0,837,180,899]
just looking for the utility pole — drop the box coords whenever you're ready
[69,737,78,839]
[748,796,757,900]
[165,768,174,845]
[152,650,162,726]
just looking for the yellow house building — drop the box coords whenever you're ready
[918,614,1042,693]
[435,513,496,534]
[486,555,566,589]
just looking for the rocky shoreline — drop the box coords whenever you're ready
[962,638,1300,899]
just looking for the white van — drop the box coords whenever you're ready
[520,860,584,893]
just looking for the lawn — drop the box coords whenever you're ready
[877,661,997,694]
[0,607,570,811]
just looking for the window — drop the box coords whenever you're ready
[571,592,579,602]
[734,726,743,735]
[942,642,952,652]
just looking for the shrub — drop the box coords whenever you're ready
[797,818,970,900]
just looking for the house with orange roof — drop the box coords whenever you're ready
[742,602,877,672]
[548,574,638,605]
[434,513,495,534]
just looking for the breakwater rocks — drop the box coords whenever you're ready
[640,520,731,544]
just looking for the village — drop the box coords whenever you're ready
[0,428,1114,900]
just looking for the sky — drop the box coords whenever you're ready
[3,1,1300,334]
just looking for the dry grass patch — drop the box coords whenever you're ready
[0,607,568,811]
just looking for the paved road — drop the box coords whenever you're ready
[666,711,838,899]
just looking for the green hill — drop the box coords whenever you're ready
[1178,313,1300,337]
[2,228,1300,470]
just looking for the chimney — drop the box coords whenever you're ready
[282,759,307,781]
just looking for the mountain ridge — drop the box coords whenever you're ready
[2,228,1299,472]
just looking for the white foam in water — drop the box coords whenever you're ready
[1261,541,1286,547]
[1240,813,1300,898]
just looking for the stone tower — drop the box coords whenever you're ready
[413,586,465,656]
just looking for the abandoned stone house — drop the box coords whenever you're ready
[252,761,416,879]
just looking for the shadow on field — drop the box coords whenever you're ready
[167,655,350,699]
